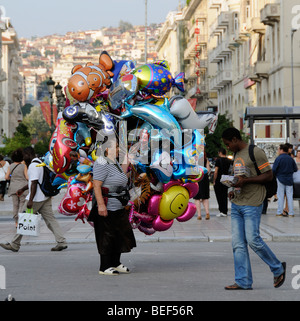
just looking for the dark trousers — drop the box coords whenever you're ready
[0,180,7,196]
[214,182,229,214]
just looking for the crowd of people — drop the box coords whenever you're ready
[0,127,295,289]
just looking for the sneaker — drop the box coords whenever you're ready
[114,264,130,274]
[0,243,18,252]
[51,244,68,251]
[99,267,119,275]
[216,213,227,217]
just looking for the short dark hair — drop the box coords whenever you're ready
[23,146,35,158]
[218,148,227,155]
[221,127,242,141]
[11,148,24,162]
[280,144,289,153]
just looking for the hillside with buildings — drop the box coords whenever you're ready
[19,24,162,104]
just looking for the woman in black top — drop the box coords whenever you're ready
[213,148,233,217]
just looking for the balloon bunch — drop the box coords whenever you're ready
[45,51,218,234]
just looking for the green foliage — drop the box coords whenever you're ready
[21,103,33,116]
[204,112,249,158]
[204,113,233,158]
[0,123,31,156]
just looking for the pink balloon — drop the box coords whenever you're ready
[182,182,199,199]
[152,215,174,231]
[176,202,196,222]
[147,194,161,216]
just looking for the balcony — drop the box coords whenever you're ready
[209,38,232,63]
[248,66,261,83]
[249,17,266,34]
[260,3,280,26]
[184,35,207,60]
[254,61,270,78]
[208,0,222,10]
[211,11,232,35]
[209,69,232,90]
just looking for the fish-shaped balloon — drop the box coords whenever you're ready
[67,51,114,102]
[133,60,184,97]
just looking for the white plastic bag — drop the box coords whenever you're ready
[17,209,41,237]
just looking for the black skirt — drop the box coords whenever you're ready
[193,173,210,200]
[88,205,136,255]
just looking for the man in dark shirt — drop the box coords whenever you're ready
[272,144,298,217]
[213,148,232,217]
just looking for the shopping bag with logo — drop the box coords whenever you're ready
[17,209,41,237]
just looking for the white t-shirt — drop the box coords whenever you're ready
[26,158,48,202]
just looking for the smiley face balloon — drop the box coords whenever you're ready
[147,180,199,232]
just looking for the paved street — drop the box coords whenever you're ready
[0,188,300,302]
[0,242,300,302]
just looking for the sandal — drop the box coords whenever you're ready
[197,216,202,220]
[99,267,119,275]
[114,264,130,273]
[225,283,253,290]
[274,262,286,288]
[205,214,210,220]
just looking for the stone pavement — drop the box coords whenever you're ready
[1,186,300,246]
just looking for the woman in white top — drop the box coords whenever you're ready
[0,154,10,201]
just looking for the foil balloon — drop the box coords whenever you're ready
[58,177,90,216]
[49,115,78,174]
[108,74,138,110]
[63,102,103,127]
[121,98,182,151]
[112,60,135,83]
[133,60,184,97]
[147,180,198,232]
[169,96,218,134]
[150,150,173,183]
[67,51,114,102]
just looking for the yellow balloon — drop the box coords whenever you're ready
[159,186,189,221]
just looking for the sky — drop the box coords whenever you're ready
[0,0,181,39]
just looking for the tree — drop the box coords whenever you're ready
[0,123,31,156]
[22,106,51,140]
[204,112,233,158]
[119,20,133,33]
[204,112,249,158]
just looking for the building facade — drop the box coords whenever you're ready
[0,9,22,140]
[156,0,300,142]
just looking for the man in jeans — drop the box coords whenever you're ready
[272,144,298,217]
[0,147,67,252]
[222,127,286,290]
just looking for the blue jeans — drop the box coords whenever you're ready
[276,179,294,215]
[231,202,284,289]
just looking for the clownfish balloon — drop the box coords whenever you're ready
[68,51,114,102]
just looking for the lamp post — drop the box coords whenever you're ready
[291,28,298,107]
[46,76,55,130]
[54,82,66,112]
[46,77,66,130]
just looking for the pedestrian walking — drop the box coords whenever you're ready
[221,127,286,290]
[4,148,29,228]
[194,151,210,220]
[0,146,67,252]
[272,144,298,217]
[88,140,136,275]
[213,148,232,217]
[0,154,9,201]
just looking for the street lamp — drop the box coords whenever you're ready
[46,77,66,129]
[291,28,298,107]
[55,82,66,112]
[46,77,55,130]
